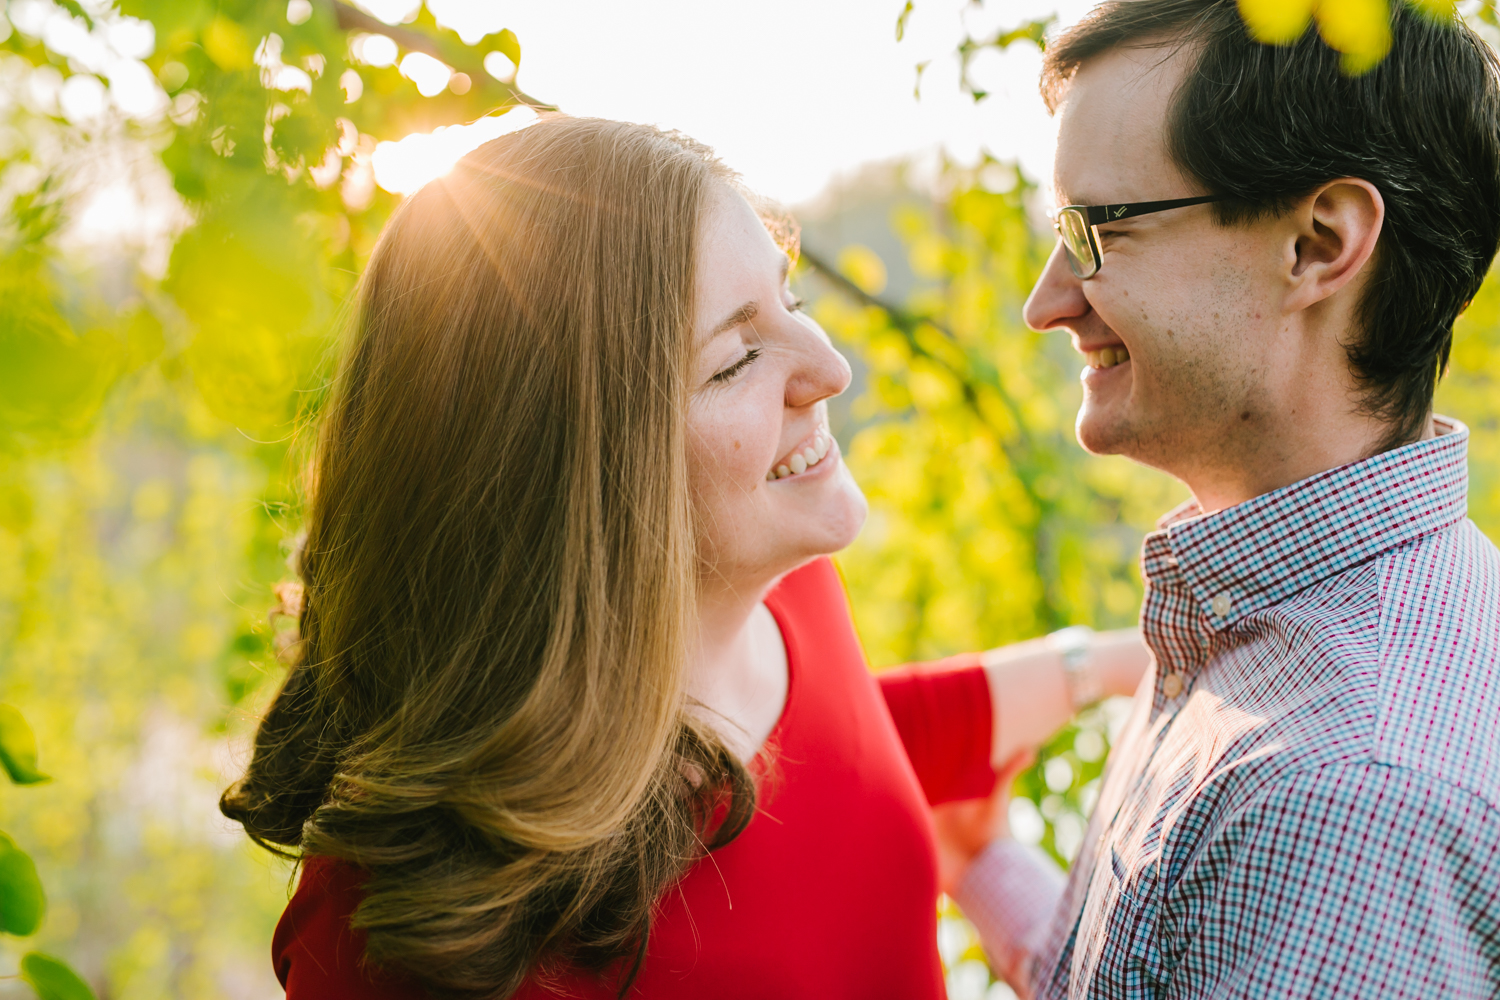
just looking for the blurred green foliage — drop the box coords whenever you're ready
[0,0,540,995]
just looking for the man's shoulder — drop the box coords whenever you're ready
[1368,518,1500,804]
[1184,518,1498,821]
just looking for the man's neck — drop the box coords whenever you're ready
[1184,409,1431,516]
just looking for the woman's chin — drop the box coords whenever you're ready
[705,473,868,588]
[789,478,869,560]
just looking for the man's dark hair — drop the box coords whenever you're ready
[1042,1,1500,448]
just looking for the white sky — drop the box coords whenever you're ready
[408,0,1099,206]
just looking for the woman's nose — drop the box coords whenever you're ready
[785,319,852,409]
[1023,240,1091,333]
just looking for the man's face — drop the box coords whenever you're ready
[1024,45,1291,481]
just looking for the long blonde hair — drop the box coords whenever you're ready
[221,116,755,998]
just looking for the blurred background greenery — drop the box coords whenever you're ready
[1,1,1496,998]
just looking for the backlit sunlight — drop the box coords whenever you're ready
[370,106,540,195]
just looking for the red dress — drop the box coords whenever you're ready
[273,557,996,999]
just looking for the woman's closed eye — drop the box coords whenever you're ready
[710,347,762,383]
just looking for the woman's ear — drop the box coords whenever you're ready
[1285,178,1384,312]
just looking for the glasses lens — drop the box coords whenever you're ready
[1056,209,1098,279]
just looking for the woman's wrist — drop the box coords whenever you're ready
[982,640,1073,766]
[1090,628,1149,699]
[982,627,1149,765]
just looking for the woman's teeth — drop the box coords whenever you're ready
[766,430,833,481]
[1087,347,1130,369]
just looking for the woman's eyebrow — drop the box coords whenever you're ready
[704,257,788,337]
[709,301,759,338]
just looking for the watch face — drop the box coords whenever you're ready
[1049,626,1099,709]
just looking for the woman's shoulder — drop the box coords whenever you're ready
[273,856,428,1000]
[274,858,613,1000]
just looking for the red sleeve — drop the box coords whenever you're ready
[878,654,997,805]
[273,857,429,1000]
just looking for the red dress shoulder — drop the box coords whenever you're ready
[273,556,996,999]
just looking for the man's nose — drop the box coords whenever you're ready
[1023,240,1091,333]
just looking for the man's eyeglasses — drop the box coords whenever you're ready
[1052,195,1222,279]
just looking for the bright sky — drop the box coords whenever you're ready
[367,0,1098,206]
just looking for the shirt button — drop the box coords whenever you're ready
[1162,672,1185,698]
[1211,591,1232,618]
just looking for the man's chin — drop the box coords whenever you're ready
[1074,406,1134,457]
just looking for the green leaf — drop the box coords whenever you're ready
[0,833,46,936]
[52,1,93,27]
[0,706,49,786]
[494,28,522,71]
[20,953,96,1000]
[990,17,1055,52]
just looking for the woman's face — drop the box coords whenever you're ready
[688,185,868,589]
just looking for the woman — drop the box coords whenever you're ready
[221,116,1146,999]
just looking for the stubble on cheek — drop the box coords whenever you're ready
[1088,308,1252,473]
[1114,260,1270,476]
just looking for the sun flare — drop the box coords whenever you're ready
[371,107,540,196]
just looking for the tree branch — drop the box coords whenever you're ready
[327,1,556,111]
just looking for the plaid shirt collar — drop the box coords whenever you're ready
[1141,416,1470,637]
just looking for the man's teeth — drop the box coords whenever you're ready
[1086,347,1130,369]
[766,430,833,481]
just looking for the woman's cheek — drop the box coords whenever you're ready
[685,403,779,500]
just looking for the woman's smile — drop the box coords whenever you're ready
[766,425,836,481]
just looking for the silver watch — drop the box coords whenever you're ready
[1048,625,1101,710]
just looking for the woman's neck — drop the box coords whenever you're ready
[688,571,790,762]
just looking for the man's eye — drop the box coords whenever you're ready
[788,297,806,312]
[710,348,762,383]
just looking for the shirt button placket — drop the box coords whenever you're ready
[1162,672,1185,698]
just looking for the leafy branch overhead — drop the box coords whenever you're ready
[907,0,1481,94]
[1,0,553,449]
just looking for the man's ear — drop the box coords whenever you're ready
[1284,178,1384,312]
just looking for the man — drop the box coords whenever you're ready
[950,2,1500,996]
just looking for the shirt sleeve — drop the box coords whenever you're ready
[951,838,1067,991]
[878,654,997,804]
[1161,762,1500,998]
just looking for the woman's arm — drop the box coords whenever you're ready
[983,628,1148,768]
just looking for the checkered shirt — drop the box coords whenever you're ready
[954,416,1500,998]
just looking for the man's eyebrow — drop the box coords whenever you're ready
[710,301,758,338]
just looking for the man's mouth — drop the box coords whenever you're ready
[1085,346,1130,369]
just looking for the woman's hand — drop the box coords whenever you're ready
[932,749,1035,896]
